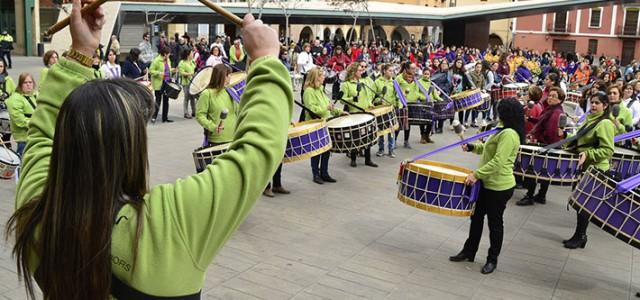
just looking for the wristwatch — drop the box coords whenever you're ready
[65,49,94,67]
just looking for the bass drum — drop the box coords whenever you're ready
[189,66,213,98]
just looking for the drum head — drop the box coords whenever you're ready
[228,72,247,87]
[412,163,469,177]
[515,83,529,88]
[0,148,20,165]
[368,105,393,116]
[189,67,213,96]
[326,113,374,128]
[503,84,518,89]
[195,143,230,154]
[289,120,323,135]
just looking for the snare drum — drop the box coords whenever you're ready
[474,92,491,112]
[450,89,483,112]
[284,119,332,163]
[569,166,640,249]
[0,111,10,135]
[192,143,230,172]
[0,147,20,179]
[514,144,581,185]
[164,81,182,99]
[433,101,454,120]
[368,105,399,136]
[610,147,640,180]
[397,160,480,217]
[406,102,434,126]
[326,112,378,153]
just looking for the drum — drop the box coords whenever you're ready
[164,81,182,99]
[610,147,640,180]
[433,101,454,120]
[0,111,11,135]
[406,102,434,126]
[368,105,399,136]
[514,144,581,186]
[192,143,230,172]
[450,89,483,112]
[567,91,582,103]
[395,108,409,131]
[326,112,378,153]
[502,83,528,99]
[490,87,502,101]
[284,119,332,163]
[189,66,213,97]
[397,160,481,217]
[569,166,640,249]
[0,147,20,179]
[474,92,491,112]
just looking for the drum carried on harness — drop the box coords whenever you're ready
[164,81,182,99]
[192,143,230,172]
[284,119,332,163]
[368,105,399,136]
[513,144,581,186]
[406,102,434,126]
[569,166,640,249]
[397,160,481,217]
[326,112,378,153]
[433,101,454,120]
[190,67,247,99]
[0,147,20,179]
[473,92,492,112]
[502,83,528,99]
[0,111,10,135]
[450,89,483,112]
[610,147,640,180]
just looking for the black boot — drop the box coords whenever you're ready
[516,195,534,206]
[449,251,475,262]
[564,235,587,249]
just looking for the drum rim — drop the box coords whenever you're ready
[613,146,640,157]
[404,159,473,183]
[189,66,213,96]
[397,193,474,217]
[228,72,247,87]
[326,112,376,128]
[519,144,580,157]
[0,148,21,167]
[450,88,481,100]
[193,143,231,154]
[288,119,328,138]
[367,105,394,115]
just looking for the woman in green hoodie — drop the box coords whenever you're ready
[450,98,524,275]
[416,68,443,144]
[7,5,292,298]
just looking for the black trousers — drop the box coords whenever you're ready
[153,83,170,121]
[524,178,550,198]
[350,147,372,163]
[462,186,515,262]
[266,163,283,189]
[396,124,431,142]
[310,151,331,177]
[300,73,308,100]
[1,50,11,68]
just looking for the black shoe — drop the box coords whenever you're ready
[449,251,474,262]
[321,175,337,183]
[350,160,357,167]
[481,261,497,274]
[313,176,324,184]
[516,195,535,206]
[533,196,546,204]
[365,161,378,168]
[564,235,587,249]
[562,232,580,244]
[163,119,174,123]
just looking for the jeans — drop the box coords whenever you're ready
[378,133,395,152]
[310,151,330,177]
[182,85,195,116]
[16,141,26,157]
[462,186,515,262]
[153,82,170,121]
[266,163,283,189]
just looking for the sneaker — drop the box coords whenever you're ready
[263,188,275,198]
[376,151,385,157]
[388,152,396,158]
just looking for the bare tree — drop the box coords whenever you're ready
[144,11,174,41]
[271,0,304,43]
[326,0,373,44]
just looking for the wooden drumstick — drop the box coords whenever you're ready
[197,0,243,27]
[43,0,109,37]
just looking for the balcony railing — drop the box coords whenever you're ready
[547,23,572,34]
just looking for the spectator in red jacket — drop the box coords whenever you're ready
[327,46,351,73]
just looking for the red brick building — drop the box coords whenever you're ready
[513,3,640,64]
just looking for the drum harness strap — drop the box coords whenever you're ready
[541,119,603,153]
[22,95,36,118]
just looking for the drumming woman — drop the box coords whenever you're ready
[416,68,442,144]
[558,92,615,249]
[374,64,399,157]
[340,62,378,168]
[394,62,421,148]
[195,64,237,145]
[149,46,175,123]
[7,7,292,298]
[5,73,36,156]
[303,67,342,184]
[450,98,524,275]
[517,87,565,206]
[178,49,196,119]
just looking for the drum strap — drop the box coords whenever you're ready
[415,79,433,103]
[392,80,408,107]
[24,96,36,110]
[542,120,601,151]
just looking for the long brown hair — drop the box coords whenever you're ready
[6,79,155,299]
[16,73,35,94]
[207,64,231,90]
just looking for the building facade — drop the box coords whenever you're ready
[513,3,640,64]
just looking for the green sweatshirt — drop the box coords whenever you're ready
[196,88,238,143]
[470,127,520,191]
[5,92,37,142]
[1,75,16,96]
[303,86,341,120]
[395,74,421,103]
[15,56,293,296]
[416,78,443,102]
[374,77,402,109]
[340,77,375,111]
[229,46,245,64]
[177,59,196,86]
[614,104,633,134]
[40,68,49,85]
[569,112,615,171]
[149,55,174,91]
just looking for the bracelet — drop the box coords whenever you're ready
[65,49,94,67]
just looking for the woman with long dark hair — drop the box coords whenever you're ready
[450,98,524,275]
[558,91,615,249]
[6,4,292,298]
[121,48,147,80]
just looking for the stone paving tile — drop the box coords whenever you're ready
[1,57,638,299]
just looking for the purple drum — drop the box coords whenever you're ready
[514,144,581,186]
[569,166,640,249]
[610,147,640,180]
[433,101,454,120]
[284,119,332,163]
[473,92,491,112]
[407,102,434,125]
[397,160,480,217]
[451,89,483,112]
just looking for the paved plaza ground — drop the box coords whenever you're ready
[0,56,638,299]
